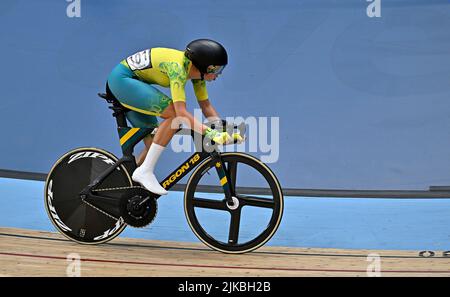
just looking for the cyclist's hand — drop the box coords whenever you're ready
[204,127,231,145]
[231,133,244,144]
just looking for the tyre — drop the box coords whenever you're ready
[44,147,131,244]
[184,152,283,253]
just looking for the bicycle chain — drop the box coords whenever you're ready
[81,185,156,228]
[92,185,146,192]
[81,198,120,221]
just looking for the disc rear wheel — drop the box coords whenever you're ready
[44,148,131,244]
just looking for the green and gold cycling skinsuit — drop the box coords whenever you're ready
[107,47,209,128]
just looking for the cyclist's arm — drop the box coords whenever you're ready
[192,79,219,121]
[198,99,220,122]
[172,101,209,134]
[173,101,240,144]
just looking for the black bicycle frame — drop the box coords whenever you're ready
[80,134,234,205]
[80,93,237,206]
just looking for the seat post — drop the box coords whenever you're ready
[99,85,154,164]
[105,83,129,128]
[113,104,129,128]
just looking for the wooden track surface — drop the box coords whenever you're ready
[0,227,449,277]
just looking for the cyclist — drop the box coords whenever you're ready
[107,39,242,195]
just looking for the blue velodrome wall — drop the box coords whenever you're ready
[1,0,450,190]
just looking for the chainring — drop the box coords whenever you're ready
[119,188,157,228]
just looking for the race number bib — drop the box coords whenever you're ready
[126,49,151,71]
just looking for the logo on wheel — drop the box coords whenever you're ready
[93,218,124,241]
[68,151,116,165]
[47,179,72,232]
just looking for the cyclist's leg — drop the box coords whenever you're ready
[136,134,153,166]
[152,104,179,146]
[107,65,172,118]
[107,64,175,194]
[132,105,182,195]
[108,64,167,166]
[126,102,178,165]
[125,111,157,165]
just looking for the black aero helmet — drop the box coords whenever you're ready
[185,39,228,75]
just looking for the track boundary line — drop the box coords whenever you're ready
[1,252,450,274]
[0,231,449,259]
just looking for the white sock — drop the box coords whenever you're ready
[139,143,165,173]
[132,143,168,195]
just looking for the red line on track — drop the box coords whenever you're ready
[1,252,450,274]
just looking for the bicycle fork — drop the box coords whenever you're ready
[210,151,235,206]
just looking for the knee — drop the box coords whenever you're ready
[160,104,176,119]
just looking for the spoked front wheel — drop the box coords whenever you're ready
[184,152,284,254]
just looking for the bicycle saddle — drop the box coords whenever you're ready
[98,83,130,112]
[97,92,114,102]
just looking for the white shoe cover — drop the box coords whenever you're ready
[132,167,168,195]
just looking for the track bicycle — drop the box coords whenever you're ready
[44,88,284,253]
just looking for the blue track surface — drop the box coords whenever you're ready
[1,177,449,250]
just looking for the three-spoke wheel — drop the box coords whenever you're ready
[184,152,284,254]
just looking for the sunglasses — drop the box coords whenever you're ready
[206,65,226,75]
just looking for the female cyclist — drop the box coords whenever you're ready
[107,39,241,195]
